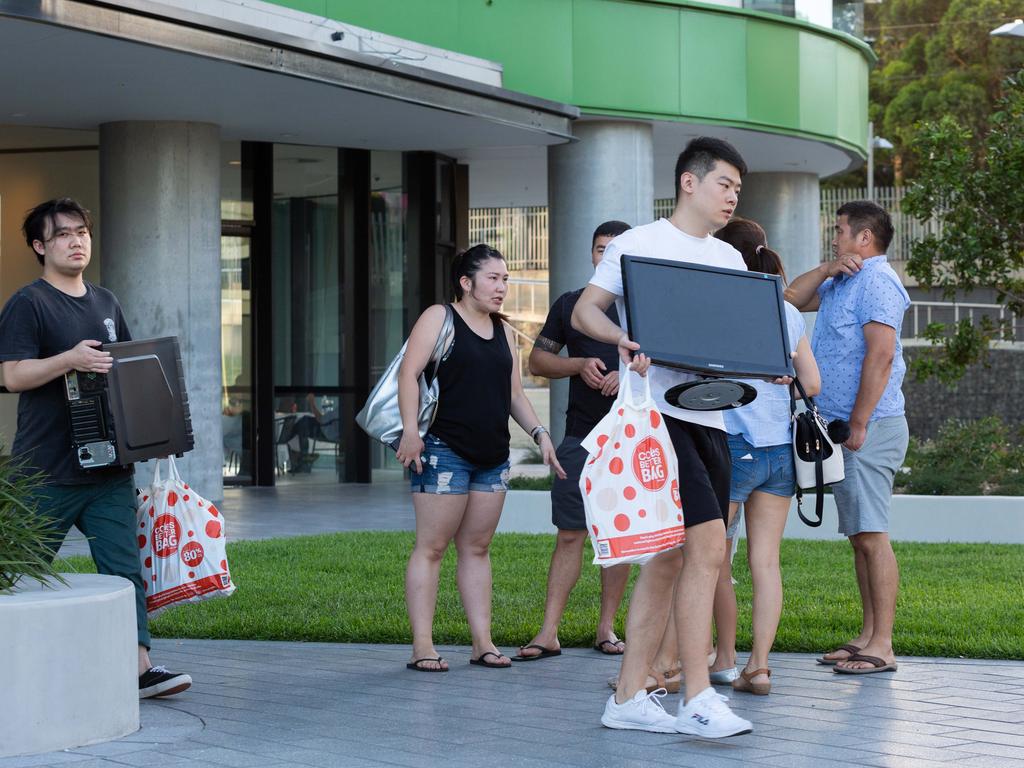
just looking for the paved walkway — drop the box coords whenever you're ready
[5,641,1024,768]
[45,482,1024,767]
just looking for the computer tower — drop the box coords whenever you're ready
[64,336,194,469]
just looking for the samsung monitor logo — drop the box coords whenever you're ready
[708,363,725,369]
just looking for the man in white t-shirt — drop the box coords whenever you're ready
[573,137,754,738]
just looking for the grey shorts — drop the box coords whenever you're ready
[551,435,589,530]
[832,415,909,536]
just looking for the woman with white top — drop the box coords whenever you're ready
[709,218,821,695]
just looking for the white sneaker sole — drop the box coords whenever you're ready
[675,720,752,738]
[140,674,192,699]
[601,714,678,733]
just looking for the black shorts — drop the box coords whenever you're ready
[663,415,731,528]
[550,435,588,530]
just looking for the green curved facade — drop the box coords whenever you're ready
[274,0,873,157]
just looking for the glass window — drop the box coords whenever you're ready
[272,145,341,389]
[221,232,252,482]
[369,150,407,478]
[271,145,343,483]
[221,141,252,222]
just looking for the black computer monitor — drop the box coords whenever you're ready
[621,255,795,381]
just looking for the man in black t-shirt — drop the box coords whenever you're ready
[513,221,633,662]
[0,198,191,699]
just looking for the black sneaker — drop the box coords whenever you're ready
[139,666,192,699]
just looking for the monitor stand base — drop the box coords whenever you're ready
[664,379,757,411]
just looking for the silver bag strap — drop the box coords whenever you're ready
[424,304,454,382]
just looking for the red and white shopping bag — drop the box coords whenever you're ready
[580,371,685,566]
[136,457,235,617]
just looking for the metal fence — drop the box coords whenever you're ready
[470,188,941,271]
[467,206,548,271]
[819,186,941,264]
[907,301,1022,342]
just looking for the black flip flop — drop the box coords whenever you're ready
[594,639,626,655]
[406,657,448,672]
[512,643,562,662]
[470,651,512,668]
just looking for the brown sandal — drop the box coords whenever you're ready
[648,666,682,694]
[608,666,682,694]
[732,667,771,695]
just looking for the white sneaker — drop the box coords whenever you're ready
[602,688,678,733]
[675,687,752,738]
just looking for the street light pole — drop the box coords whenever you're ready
[868,120,875,201]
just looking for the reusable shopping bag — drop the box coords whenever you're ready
[136,457,235,617]
[579,371,685,567]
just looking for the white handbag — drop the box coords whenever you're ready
[791,378,845,527]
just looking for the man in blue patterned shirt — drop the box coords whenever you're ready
[786,200,910,676]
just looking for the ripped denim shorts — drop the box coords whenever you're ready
[409,434,511,495]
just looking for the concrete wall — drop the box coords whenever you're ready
[0,148,100,450]
[500,491,1024,543]
[903,345,1024,442]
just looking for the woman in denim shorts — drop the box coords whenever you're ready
[709,219,821,695]
[395,245,565,673]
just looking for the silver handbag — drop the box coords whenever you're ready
[356,305,454,450]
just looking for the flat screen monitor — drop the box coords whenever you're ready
[621,255,795,381]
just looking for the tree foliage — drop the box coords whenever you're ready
[902,71,1024,383]
[866,0,1024,184]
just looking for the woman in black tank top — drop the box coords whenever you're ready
[395,245,565,672]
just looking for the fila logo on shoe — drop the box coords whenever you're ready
[691,713,710,726]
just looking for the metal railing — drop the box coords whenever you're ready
[467,206,548,271]
[907,301,1021,342]
[471,187,942,273]
[819,186,941,265]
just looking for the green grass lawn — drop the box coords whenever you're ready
[62,533,1024,659]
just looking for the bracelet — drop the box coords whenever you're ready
[530,425,548,445]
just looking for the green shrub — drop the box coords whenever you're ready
[895,416,1024,496]
[507,475,554,491]
[0,454,65,592]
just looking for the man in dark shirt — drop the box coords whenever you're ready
[513,221,632,661]
[0,198,191,699]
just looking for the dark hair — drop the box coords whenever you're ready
[714,217,787,283]
[591,220,631,248]
[23,197,94,266]
[451,244,505,301]
[836,200,894,252]
[673,137,747,200]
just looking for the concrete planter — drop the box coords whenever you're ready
[0,573,139,757]
[500,490,1024,543]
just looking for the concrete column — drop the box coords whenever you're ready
[99,122,223,499]
[547,120,653,444]
[735,172,821,334]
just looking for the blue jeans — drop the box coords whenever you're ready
[410,435,510,495]
[728,434,795,504]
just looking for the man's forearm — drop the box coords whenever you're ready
[2,354,72,393]
[529,349,583,380]
[850,352,893,427]
[784,263,830,310]
[571,301,622,345]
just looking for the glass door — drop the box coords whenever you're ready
[221,230,254,483]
